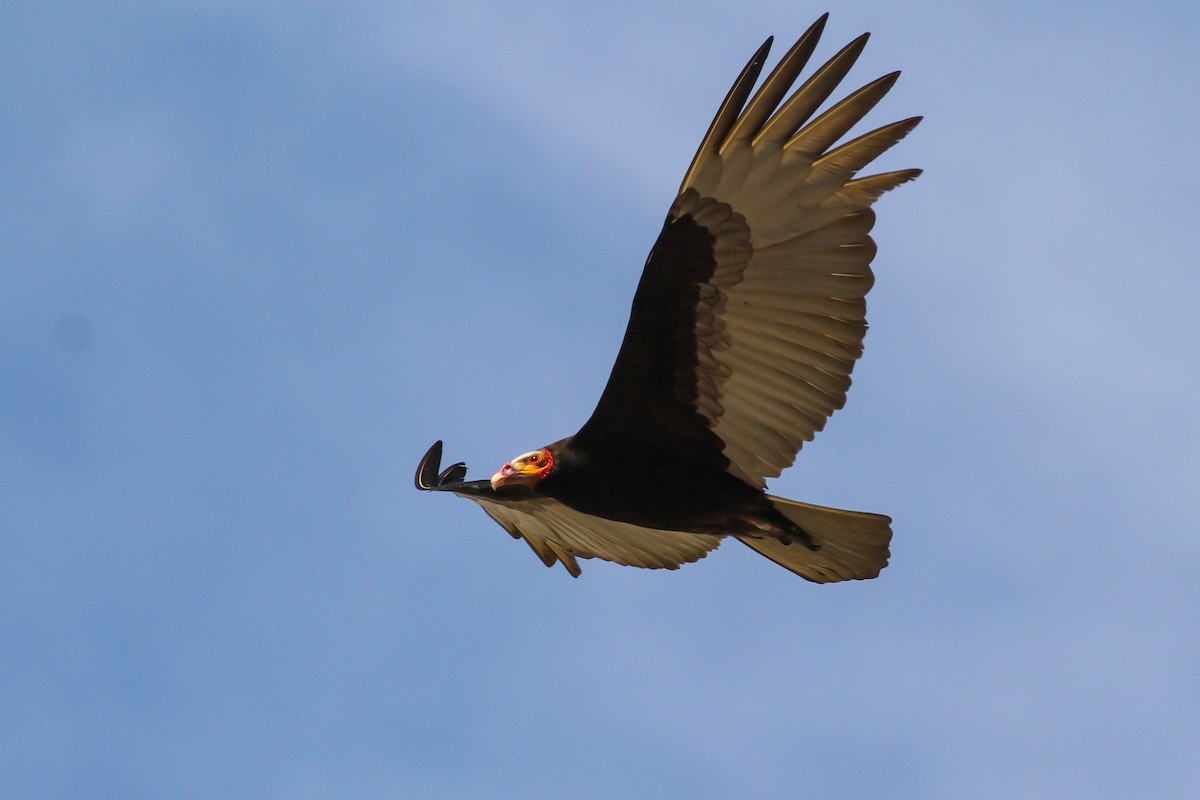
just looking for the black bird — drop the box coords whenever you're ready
[416,14,920,582]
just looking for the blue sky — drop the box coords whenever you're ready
[3,1,1198,797]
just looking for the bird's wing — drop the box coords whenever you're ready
[466,493,723,577]
[416,440,722,576]
[576,15,920,487]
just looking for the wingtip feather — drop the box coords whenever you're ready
[415,440,444,491]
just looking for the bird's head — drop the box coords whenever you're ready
[491,447,554,491]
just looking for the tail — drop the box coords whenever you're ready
[738,495,892,583]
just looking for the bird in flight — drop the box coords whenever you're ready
[416,14,920,582]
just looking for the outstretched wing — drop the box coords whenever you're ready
[576,15,920,487]
[414,442,722,577]
[469,494,723,577]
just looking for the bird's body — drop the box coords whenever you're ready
[416,14,920,582]
[531,436,812,545]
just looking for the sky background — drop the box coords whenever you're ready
[3,1,1198,797]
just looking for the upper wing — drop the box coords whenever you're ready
[576,15,920,487]
[414,441,722,577]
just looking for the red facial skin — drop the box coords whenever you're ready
[490,448,554,491]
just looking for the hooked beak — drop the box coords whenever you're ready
[490,461,540,491]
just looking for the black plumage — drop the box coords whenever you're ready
[416,15,920,581]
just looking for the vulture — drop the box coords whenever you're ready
[416,14,920,582]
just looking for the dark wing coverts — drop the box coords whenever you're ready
[578,15,920,488]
